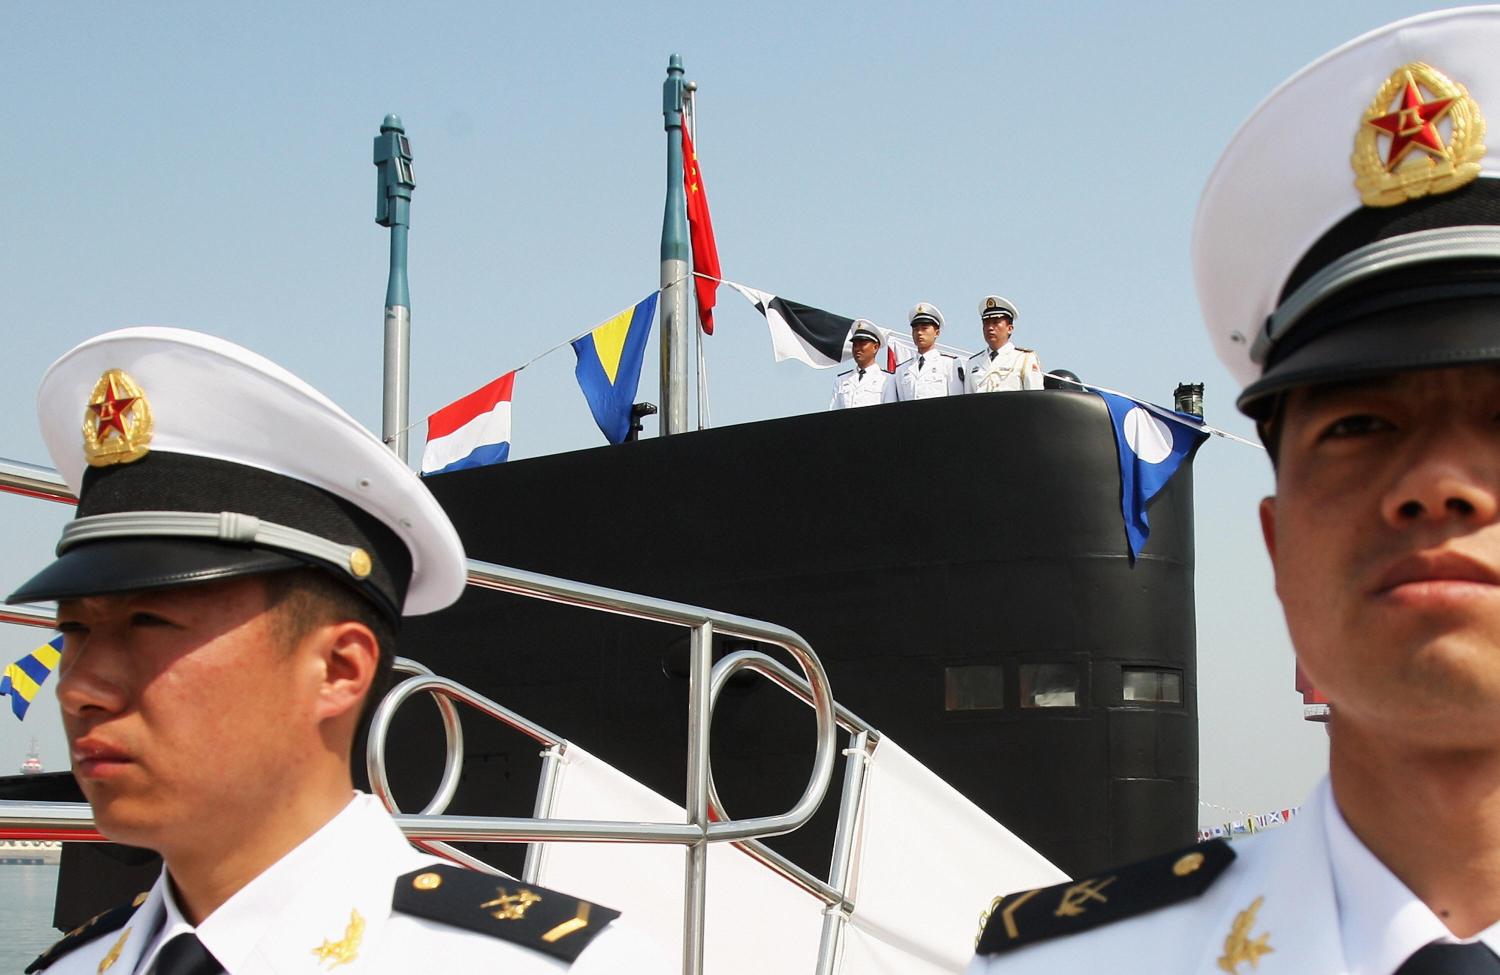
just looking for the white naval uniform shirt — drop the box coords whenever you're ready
[882,350,964,402]
[42,794,666,975]
[966,778,1500,974]
[828,364,890,409]
[964,341,1044,393]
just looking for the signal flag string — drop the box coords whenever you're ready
[385,270,1263,455]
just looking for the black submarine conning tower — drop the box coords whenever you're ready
[403,388,1200,880]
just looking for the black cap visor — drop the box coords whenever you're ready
[7,539,305,606]
[1238,292,1500,419]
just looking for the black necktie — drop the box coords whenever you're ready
[857,368,865,380]
[917,355,925,371]
[150,934,223,975]
[990,349,998,361]
[1396,943,1500,974]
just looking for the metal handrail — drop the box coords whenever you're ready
[461,560,839,843]
[1,604,59,629]
[0,458,73,504]
[384,560,840,974]
[704,650,886,975]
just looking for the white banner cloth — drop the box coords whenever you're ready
[841,739,1068,974]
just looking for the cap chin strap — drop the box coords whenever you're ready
[58,511,368,580]
[1259,225,1500,366]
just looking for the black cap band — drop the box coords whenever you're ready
[7,453,412,619]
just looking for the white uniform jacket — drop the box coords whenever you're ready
[966,779,1500,974]
[828,364,891,409]
[964,342,1043,393]
[34,794,666,975]
[882,351,964,402]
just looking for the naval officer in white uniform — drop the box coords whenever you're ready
[828,320,890,409]
[13,329,665,974]
[882,302,964,402]
[964,296,1043,393]
[969,7,1500,973]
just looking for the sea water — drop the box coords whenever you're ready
[1,864,60,973]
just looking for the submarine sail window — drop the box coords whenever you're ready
[1019,663,1080,708]
[1122,667,1183,704]
[944,664,1005,711]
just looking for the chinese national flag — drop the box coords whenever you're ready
[681,122,722,335]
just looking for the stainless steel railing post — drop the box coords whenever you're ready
[682,620,713,975]
[815,730,871,975]
[523,743,567,884]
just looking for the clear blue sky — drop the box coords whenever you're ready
[0,0,1459,821]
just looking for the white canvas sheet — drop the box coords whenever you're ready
[841,739,1069,974]
[529,743,825,975]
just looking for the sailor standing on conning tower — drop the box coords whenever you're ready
[828,320,890,409]
[964,296,1043,393]
[882,303,964,402]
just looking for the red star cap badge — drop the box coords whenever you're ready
[83,368,154,466]
[90,374,139,442]
[1365,78,1455,170]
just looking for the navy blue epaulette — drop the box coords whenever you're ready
[941,351,958,359]
[27,892,148,973]
[968,350,987,360]
[394,865,621,963]
[975,839,1235,957]
[838,369,853,377]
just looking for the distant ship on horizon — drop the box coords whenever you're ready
[20,737,43,775]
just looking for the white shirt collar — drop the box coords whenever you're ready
[135,792,405,974]
[1324,779,1500,974]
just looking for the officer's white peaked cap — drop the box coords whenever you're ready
[979,296,1018,321]
[908,303,944,328]
[1196,6,1500,417]
[8,327,467,618]
[850,319,882,345]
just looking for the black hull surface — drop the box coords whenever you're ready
[399,389,1198,880]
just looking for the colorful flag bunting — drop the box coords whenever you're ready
[572,294,659,445]
[726,283,853,369]
[421,372,516,475]
[1094,390,1209,560]
[682,122,722,335]
[1,635,63,720]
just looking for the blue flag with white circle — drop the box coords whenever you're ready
[1094,390,1209,560]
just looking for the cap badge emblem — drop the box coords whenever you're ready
[986,298,997,309]
[83,369,154,467]
[1353,62,1485,207]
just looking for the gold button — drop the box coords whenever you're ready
[349,548,373,579]
[132,891,149,907]
[412,872,443,891]
[1173,852,1205,877]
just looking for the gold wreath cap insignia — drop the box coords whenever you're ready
[1353,61,1486,207]
[83,369,154,467]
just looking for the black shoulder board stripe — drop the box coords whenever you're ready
[394,865,622,963]
[975,838,1235,957]
[26,895,145,973]
[969,351,986,360]
[1017,347,1034,353]
[838,369,853,377]
[941,352,957,359]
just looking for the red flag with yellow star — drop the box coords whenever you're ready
[681,122,722,335]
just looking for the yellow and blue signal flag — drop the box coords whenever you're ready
[571,293,660,444]
[1,634,63,720]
